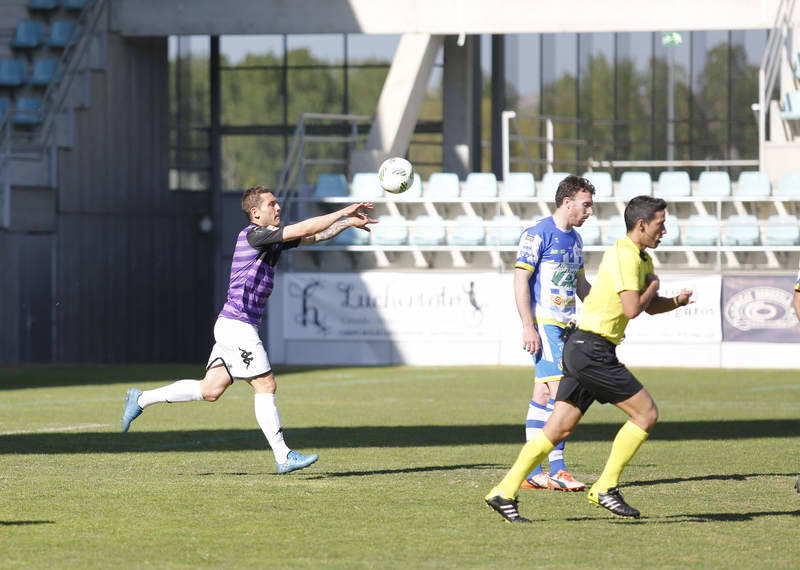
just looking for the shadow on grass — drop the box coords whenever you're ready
[0,520,56,526]
[186,463,499,478]
[626,472,800,487]
[2,419,800,455]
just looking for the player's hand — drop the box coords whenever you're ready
[675,288,694,307]
[341,202,374,217]
[522,325,541,355]
[351,214,379,232]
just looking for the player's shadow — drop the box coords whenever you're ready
[566,509,800,524]
[625,472,800,487]
[0,520,55,526]
[184,463,498,478]
[1,419,799,454]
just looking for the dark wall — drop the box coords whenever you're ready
[36,35,216,363]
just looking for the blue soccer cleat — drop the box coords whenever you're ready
[276,450,319,474]
[121,388,143,432]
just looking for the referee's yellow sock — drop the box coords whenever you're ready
[488,430,555,499]
[593,420,649,492]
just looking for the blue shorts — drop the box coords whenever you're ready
[533,324,565,383]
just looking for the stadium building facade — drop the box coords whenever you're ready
[1,0,799,366]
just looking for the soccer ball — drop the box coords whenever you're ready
[378,157,414,194]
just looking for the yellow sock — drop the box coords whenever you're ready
[593,420,649,492]
[491,430,555,499]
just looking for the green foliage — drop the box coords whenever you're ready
[1,364,798,568]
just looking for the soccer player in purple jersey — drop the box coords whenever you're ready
[121,186,378,473]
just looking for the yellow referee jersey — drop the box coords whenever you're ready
[579,236,654,344]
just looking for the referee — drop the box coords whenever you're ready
[486,195,693,522]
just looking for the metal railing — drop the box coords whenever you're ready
[0,0,108,228]
[755,0,797,166]
[274,112,372,205]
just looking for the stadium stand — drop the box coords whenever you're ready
[10,20,44,49]
[618,171,652,200]
[28,58,58,86]
[47,20,76,48]
[603,215,627,245]
[11,96,43,125]
[540,171,569,199]
[27,0,60,11]
[333,225,371,246]
[487,214,523,245]
[501,172,535,198]
[448,215,486,245]
[350,172,384,199]
[0,97,9,122]
[660,214,680,246]
[372,215,408,245]
[735,171,771,197]
[576,216,600,245]
[723,215,760,246]
[764,215,800,245]
[409,214,447,245]
[581,171,613,198]
[775,172,800,198]
[779,90,800,120]
[0,59,27,87]
[656,171,691,198]
[314,173,348,198]
[425,172,460,198]
[684,214,719,246]
[463,172,498,198]
[696,171,731,197]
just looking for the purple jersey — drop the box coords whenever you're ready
[219,224,300,325]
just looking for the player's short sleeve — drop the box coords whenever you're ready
[515,228,545,272]
[611,244,644,293]
[247,226,284,248]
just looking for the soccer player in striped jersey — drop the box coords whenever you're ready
[515,175,594,492]
[121,186,377,473]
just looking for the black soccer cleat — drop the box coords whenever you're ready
[485,494,532,524]
[587,485,640,518]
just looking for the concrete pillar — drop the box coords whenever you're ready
[443,35,479,177]
[350,34,443,173]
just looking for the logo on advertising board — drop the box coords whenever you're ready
[722,276,800,342]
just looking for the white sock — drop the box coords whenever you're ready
[137,379,204,409]
[254,393,290,464]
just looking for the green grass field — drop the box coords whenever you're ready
[1,364,799,568]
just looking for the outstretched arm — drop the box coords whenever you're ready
[644,288,694,315]
[281,203,377,244]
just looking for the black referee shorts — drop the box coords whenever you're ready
[555,329,644,414]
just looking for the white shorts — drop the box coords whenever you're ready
[206,317,271,381]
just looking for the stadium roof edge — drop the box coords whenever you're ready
[111,0,785,36]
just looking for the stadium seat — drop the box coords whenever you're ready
[775,172,800,198]
[696,171,731,197]
[27,0,59,10]
[28,59,60,86]
[333,226,370,246]
[487,215,523,246]
[449,215,486,245]
[62,0,86,10]
[540,171,570,200]
[409,215,446,245]
[11,97,43,125]
[795,53,800,80]
[735,171,771,197]
[463,172,498,198]
[618,171,652,200]
[425,172,460,199]
[603,215,627,245]
[576,216,600,245]
[0,59,27,87]
[47,21,76,48]
[405,172,423,197]
[11,21,44,49]
[350,173,384,199]
[656,171,691,198]
[659,214,680,246]
[314,173,348,198]
[372,215,408,245]
[581,171,613,198]
[764,215,800,245]
[501,172,535,198]
[779,91,800,121]
[0,97,10,123]
[722,215,760,246]
[683,214,719,246]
